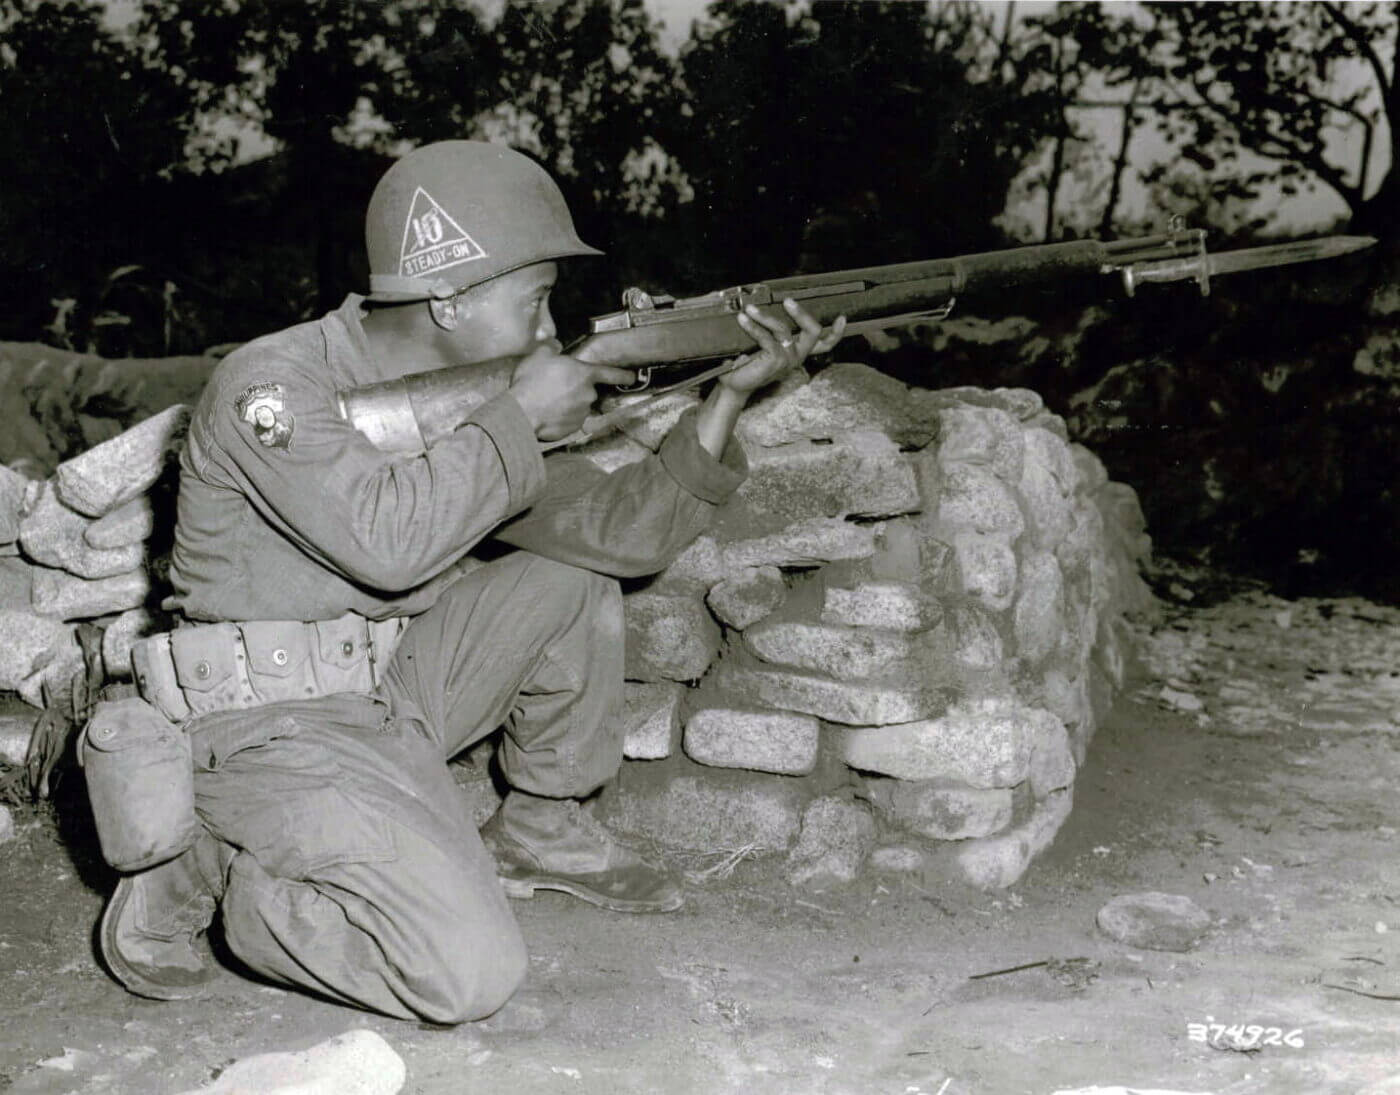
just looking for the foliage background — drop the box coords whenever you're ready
[2,0,1399,594]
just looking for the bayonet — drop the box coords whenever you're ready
[1115,233,1377,296]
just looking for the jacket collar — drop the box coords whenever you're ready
[321,294,389,387]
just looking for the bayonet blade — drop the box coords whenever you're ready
[1207,235,1376,278]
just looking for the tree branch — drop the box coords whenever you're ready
[1180,74,1317,161]
[993,0,1015,78]
[1319,1,1392,104]
[1100,81,1142,236]
[1147,73,1362,205]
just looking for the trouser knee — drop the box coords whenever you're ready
[513,553,623,643]
[427,929,529,1024]
[218,816,531,1025]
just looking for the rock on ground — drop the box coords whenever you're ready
[1096,891,1213,952]
[175,1029,405,1095]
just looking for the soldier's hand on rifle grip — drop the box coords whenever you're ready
[725,298,847,395]
[509,342,636,441]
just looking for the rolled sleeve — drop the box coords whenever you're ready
[463,393,547,513]
[656,410,748,505]
[490,411,748,577]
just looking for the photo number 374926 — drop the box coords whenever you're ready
[1186,1018,1305,1050]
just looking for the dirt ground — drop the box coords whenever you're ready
[1,576,1399,1095]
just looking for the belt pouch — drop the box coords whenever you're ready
[311,615,374,695]
[131,633,191,723]
[239,620,316,705]
[170,624,244,716]
[80,697,197,872]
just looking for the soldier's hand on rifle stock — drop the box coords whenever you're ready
[510,341,636,441]
[725,298,847,394]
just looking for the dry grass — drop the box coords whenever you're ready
[678,843,761,884]
[632,836,768,885]
[0,762,29,807]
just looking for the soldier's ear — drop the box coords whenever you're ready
[428,296,458,331]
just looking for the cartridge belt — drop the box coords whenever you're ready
[130,612,407,724]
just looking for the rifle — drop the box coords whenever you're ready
[338,226,1374,453]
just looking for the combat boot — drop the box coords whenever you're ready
[480,791,683,914]
[99,830,233,1000]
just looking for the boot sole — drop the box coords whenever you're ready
[99,877,213,1001]
[499,874,684,914]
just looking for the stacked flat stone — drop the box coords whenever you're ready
[0,405,188,708]
[592,362,1153,889]
[0,342,215,476]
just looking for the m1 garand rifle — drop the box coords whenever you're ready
[339,225,1375,453]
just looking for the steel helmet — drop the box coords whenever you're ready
[365,140,602,303]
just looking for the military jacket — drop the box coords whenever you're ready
[168,295,747,623]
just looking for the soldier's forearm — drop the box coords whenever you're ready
[693,384,748,460]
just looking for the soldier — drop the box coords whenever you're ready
[88,140,843,1023]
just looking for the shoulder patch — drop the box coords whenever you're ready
[235,382,295,450]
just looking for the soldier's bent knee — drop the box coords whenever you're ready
[422,930,528,1024]
[517,553,622,629]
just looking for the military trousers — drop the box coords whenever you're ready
[188,552,625,1023]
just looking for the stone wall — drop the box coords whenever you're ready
[0,354,1153,890]
[567,362,1150,889]
[0,405,186,710]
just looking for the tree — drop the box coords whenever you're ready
[1032,1,1400,242]
[127,0,678,324]
[130,0,508,314]
[0,0,191,349]
[484,0,683,320]
[668,0,1061,289]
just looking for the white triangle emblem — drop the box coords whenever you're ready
[397,187,488,279]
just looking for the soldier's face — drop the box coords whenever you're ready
[454,261,559,361]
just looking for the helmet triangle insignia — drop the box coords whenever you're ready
[398,187,488,279]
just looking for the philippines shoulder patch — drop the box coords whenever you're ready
[235,382,295,450]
